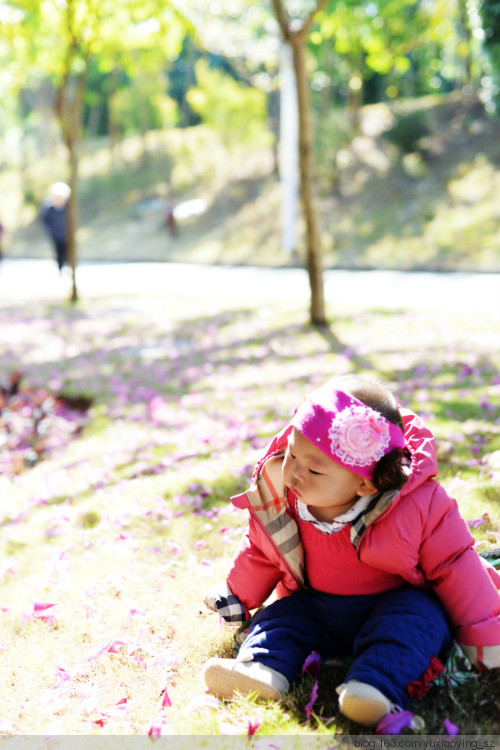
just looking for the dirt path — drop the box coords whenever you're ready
[2,258,500,314]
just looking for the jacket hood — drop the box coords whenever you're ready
[399,406,438,494]
[349,406,438,548]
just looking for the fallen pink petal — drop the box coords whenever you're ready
[33,602,57,612]
[304,679,319,717]
[184,694,221,712]
[444,718,460,735]
[302,651,321,678]
[107,640,128,654]
[376,710,415,735]
[148,721,164,738]
[247,717,261,736]
[467,517,487,528]
[161,687,172,708]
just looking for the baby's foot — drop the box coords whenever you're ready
[337,680,395,727]
[204,657,289,700]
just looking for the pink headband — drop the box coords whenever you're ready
[291,387,405,479]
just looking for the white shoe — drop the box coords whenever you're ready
[204,657,290,700]
[337,680,394,727]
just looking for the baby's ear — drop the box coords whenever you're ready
[358,477,377,497]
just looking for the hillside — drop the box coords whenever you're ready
[4,91,500,272]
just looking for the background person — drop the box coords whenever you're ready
[39,182,71,273]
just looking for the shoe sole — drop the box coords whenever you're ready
[204,662,282,701]
[340,694,390,727]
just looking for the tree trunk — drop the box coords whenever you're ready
[55,69,86,303]
[107,68,123,169]
[290,36,326,325]
[65,134,79,303]
[271,0,328,325]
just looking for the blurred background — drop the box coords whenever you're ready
[1,0,500,285]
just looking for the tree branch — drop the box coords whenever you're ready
[271,0,291,41]
[294,0,331,41]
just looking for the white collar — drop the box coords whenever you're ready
[295,494,373,534]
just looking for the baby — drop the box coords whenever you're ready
[203,376,500,727]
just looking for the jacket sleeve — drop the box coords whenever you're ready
[204,582,248,624]
[418,483,500,666]
[226,515,284,612]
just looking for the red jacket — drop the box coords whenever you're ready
[226,408,500,670]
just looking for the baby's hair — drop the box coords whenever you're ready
[332,375,410,493]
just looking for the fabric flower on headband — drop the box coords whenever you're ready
[329,405,390,468]
[291,385,405,479]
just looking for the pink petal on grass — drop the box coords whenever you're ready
[148,719,169,738]
[107,639,128,654]
[33,602,57,612]
[184,694,220,712]
[467,513,490,528]
[302,650,321,678]
[161,687,172,708]
[444,718,459,736]
[32,602,61,625]
[128,608,147,618]
[100,697,130,718]
[130,655,147,669]
[200,560,213,576]
[304,679,319,717]
[376,711,414,735]
[467,518,486,528]
[53,667,73,687]
[247,718,261,737]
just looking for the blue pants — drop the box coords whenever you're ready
[238,586,451,707]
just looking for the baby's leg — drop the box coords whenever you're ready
[238,589,324,682]
[204,589,321,699]
[339,586,450,723]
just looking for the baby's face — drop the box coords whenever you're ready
[282,428,375,523]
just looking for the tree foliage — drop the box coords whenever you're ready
[186,60,271,147]
[480,0,500,108]
[1,0,188,301]
[310,0,484,107]
[111,73,178,137]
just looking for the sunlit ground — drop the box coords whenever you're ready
[0,269,499,735]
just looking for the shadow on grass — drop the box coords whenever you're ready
[0,301,371,407]
[2,298,500,526]
[2,299,500,484]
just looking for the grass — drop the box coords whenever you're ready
[0,285,499,738]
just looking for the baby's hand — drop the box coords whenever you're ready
[203,583,247,625]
